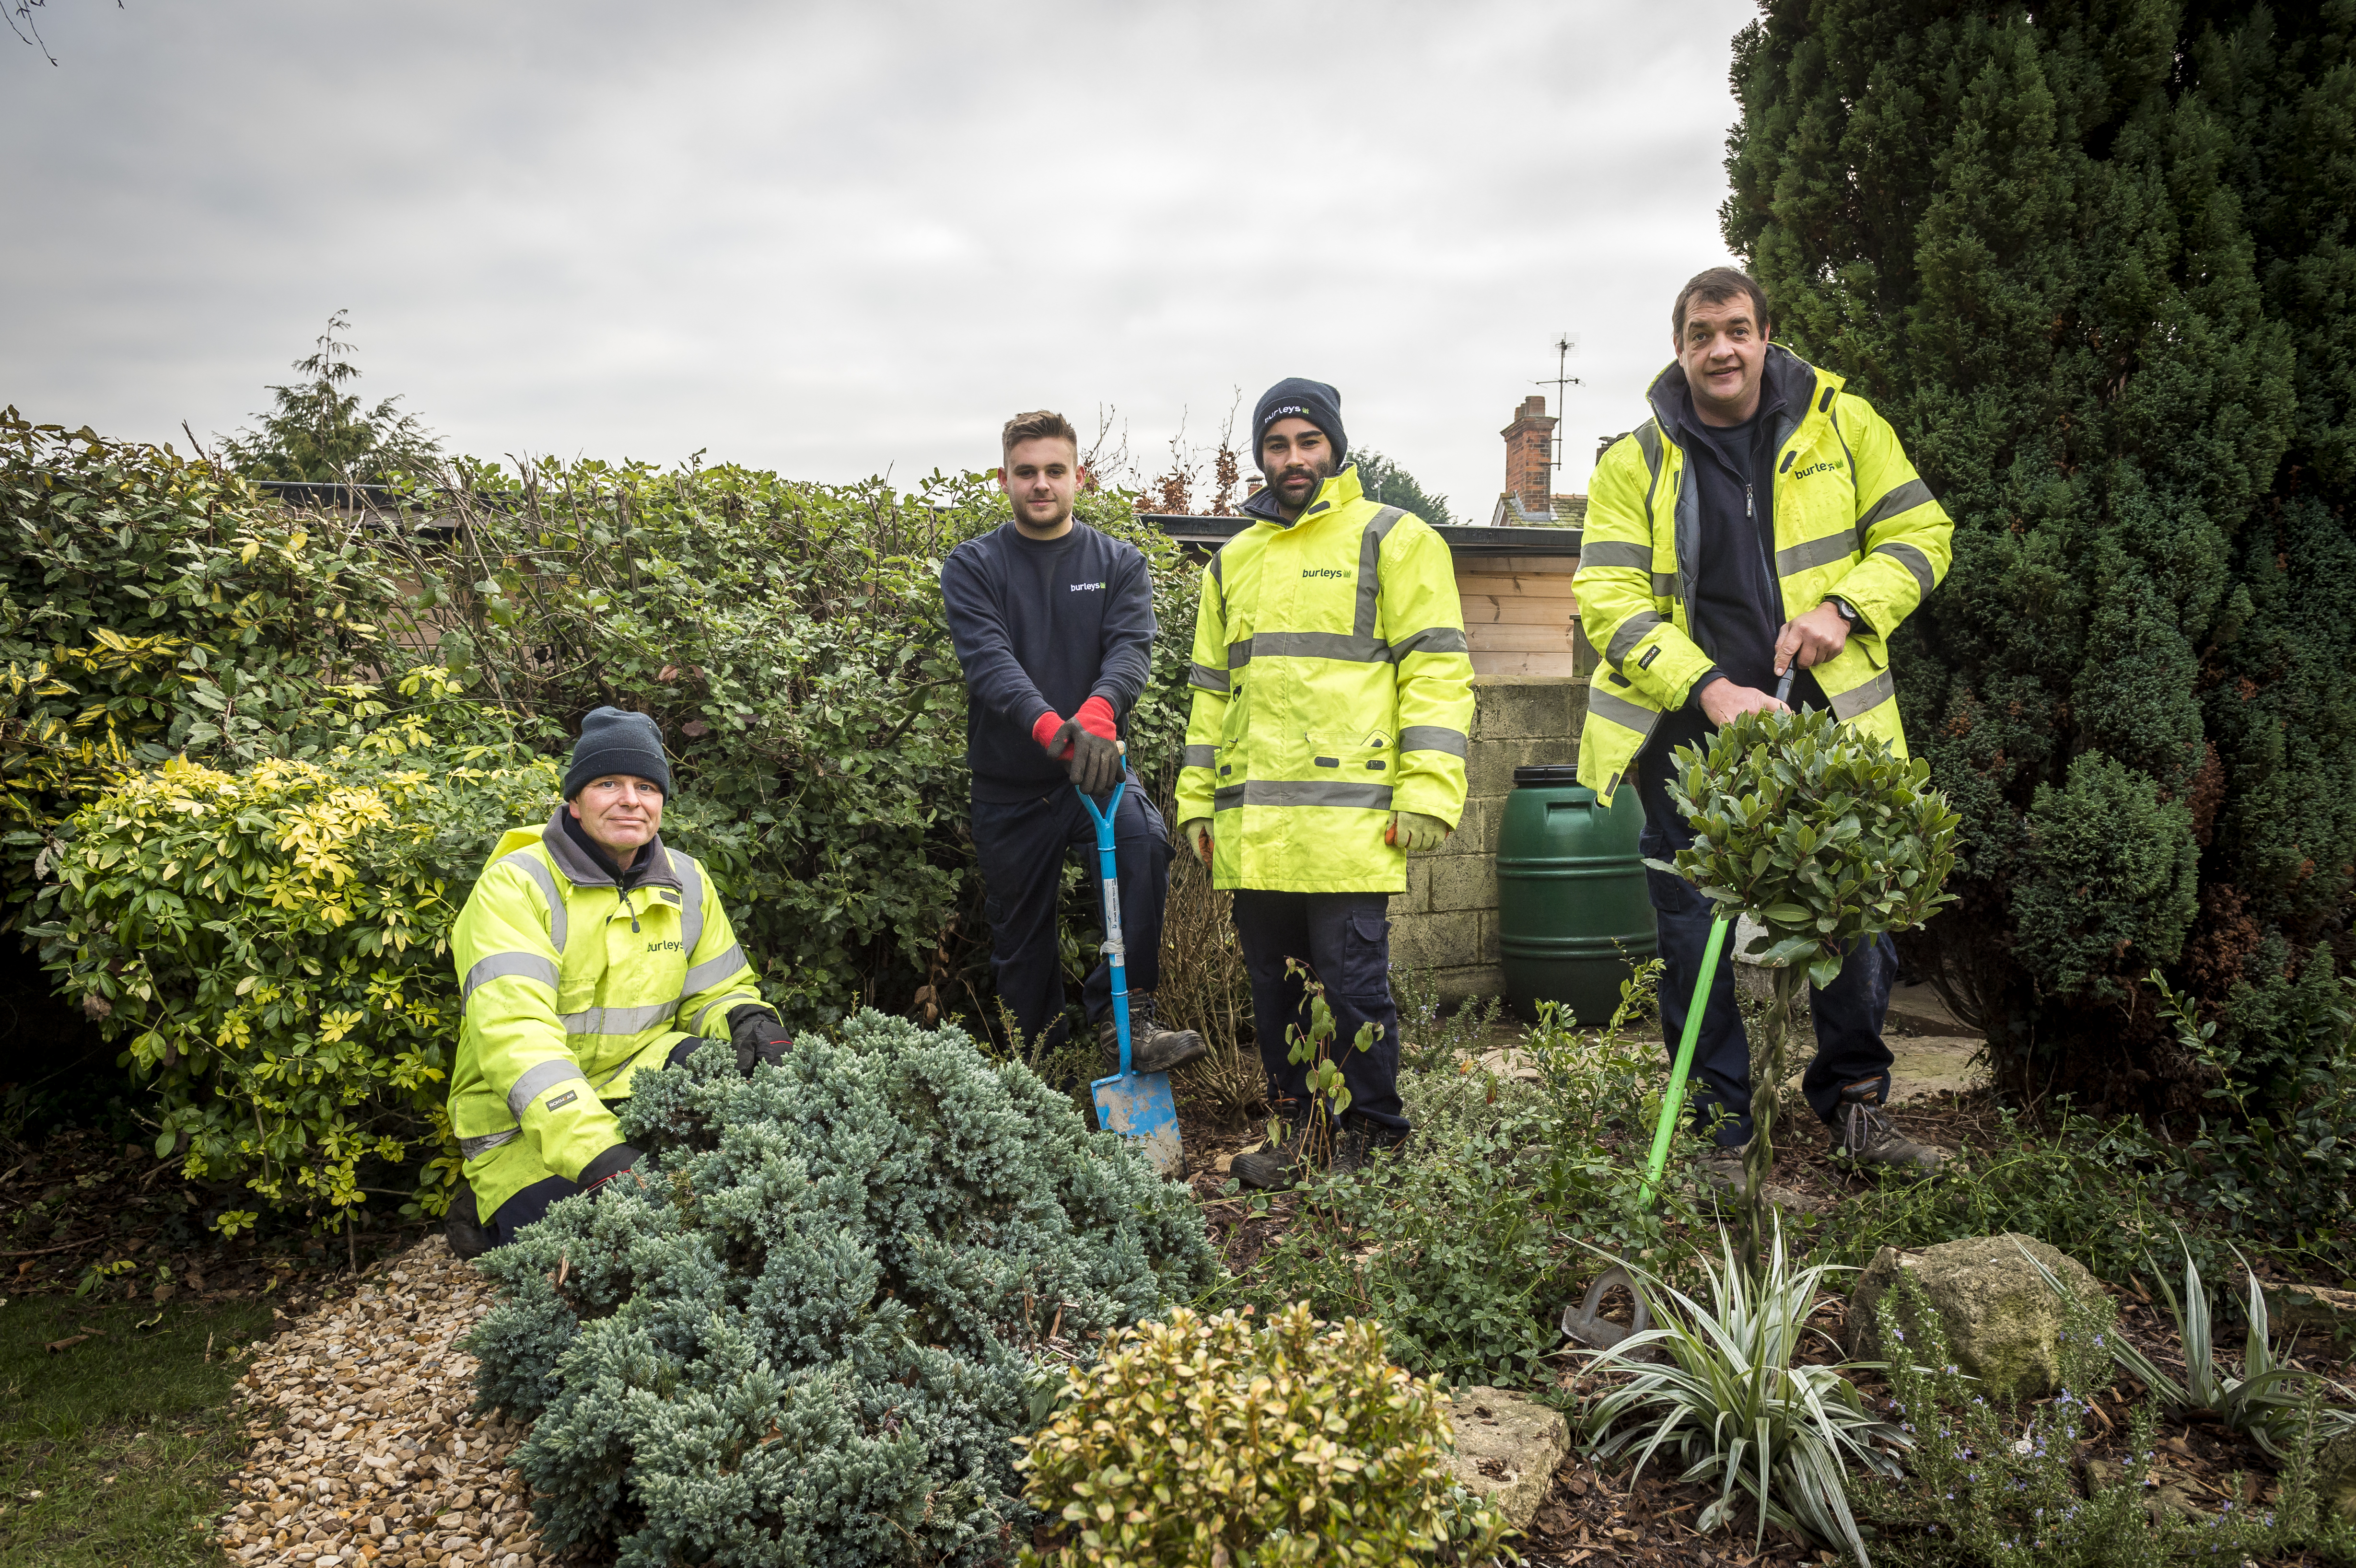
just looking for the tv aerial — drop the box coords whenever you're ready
[1536,333,1580,473]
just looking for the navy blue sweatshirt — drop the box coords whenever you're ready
[1641,354,1825,774]
[940,521,1156,802]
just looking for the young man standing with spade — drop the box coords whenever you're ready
[1177,379,1474,1189]
[942,409,1206,1079]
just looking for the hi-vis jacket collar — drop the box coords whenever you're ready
[538,808,685,894]
[1646,342,1826,457]
[1241,463,1361,528]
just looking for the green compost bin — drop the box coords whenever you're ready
[1497,764,1658,1025]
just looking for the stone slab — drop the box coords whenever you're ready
[1444,1386,1571,1531]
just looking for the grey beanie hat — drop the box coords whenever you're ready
[563,707,673,799]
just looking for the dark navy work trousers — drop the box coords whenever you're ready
[970,778,1169,1051]
[1230,889,1408,1134]
[1637,747,1895,1145]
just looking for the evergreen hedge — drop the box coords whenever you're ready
[1723,0,2356,1117]
[467,1011,1218,1568]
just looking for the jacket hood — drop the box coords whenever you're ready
[1241,461,1366,528]
[1645,343,1835,450]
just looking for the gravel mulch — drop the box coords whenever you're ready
[213,1235,547,1568]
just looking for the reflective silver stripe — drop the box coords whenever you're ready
[1872,540,1936,598]
[1399,725,1468,757]
[1181,744,1216,768]
[1634,420,1664,481]
[1653,573,1680,600]
[681,943,746,997]
[1389,627,1469,661]
[594,1056,636,1088]
[1585,685,1660,734]
[506,1058,588,1121]
[463,951,559,1001]
[1775,531,1858,576]
[671,849,706,964]
[1354,505,1409,639]
[1236,630,1393,664]
[1827,666,1898,720]
[1856,477,1934,534]
[560,1000,678,1037]
[457,1128,519,1161]
[1189,662,1229,693]
[1213,779,1394,810]
[1577,539,1652,571]
[1605,610,1665,666]
[499,850,567,953]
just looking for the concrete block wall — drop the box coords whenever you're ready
[1388,675,1588,1002]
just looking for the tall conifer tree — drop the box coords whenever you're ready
[1724,0,2356,1111]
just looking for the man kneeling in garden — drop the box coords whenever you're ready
[442,707,790,1256]
[1577,267,1953,1179]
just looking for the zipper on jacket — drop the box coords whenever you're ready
[619,889,641,934]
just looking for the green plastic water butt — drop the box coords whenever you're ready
[1496,764,1657,1024]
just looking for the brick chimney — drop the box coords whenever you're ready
[1502,394,1557,516]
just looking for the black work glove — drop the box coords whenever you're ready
[577,1142,642,1195]
[1052,718,1123,796]
[728,1003,793,1077]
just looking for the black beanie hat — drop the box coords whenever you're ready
[1252,378,1347,472]
[563,707,674,800]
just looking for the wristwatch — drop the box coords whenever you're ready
[1828,597,1863,628]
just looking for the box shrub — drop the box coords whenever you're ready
[1016,1301,1507,1567]
[467,1011,1218,1568]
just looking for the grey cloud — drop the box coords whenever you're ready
[2,0,1756,509]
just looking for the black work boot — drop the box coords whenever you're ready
[1829,1080,1945,1177]
[1097,993,1209,1075]
[1231,1121,1315,1192]
[444,1183,494,1260]
[1329,1118,1409,1178]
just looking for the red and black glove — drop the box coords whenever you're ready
[1035,696,1122,794]
[727,1003,793,1077]
[577,1142,642,1196]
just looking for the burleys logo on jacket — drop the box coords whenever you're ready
[1792,460,1846,479]
[1301,567,1348,580]
[1069,581,1105,592]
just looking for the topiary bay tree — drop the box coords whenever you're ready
[1721,0,2356,1134]
[1653,709,1959,1267]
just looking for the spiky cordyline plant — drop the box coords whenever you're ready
[1574,1221,1908,1564]
[2020,1236,2356,1459]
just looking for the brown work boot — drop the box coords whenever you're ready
[1231,1122,1315,1192]
[1695,1143,1748,1193]
[1830,1080,1945,1177]
[1097,993,1208,1075]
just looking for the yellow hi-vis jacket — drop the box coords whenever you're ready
[446,810,769,1220]
[1575,346,1954,801]
[1177,465,1475,893]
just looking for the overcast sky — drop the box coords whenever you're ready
[4,0,1758,516]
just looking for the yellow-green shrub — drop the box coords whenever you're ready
[1015,1302,1507,1567]
[26,726,574,1232]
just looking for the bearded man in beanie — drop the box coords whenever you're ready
[440,707,790,1255]
[1177,380,1474,1189]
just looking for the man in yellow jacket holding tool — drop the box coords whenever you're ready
[440,708,788,1255]
[1177,379,1474,1191]
[1576,267,1953,1179]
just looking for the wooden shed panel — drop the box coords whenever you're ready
[1470,649,1583,677]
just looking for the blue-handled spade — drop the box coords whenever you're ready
[1080,780,1184,1177]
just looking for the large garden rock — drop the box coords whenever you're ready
[1846,1233,2098,1402]
[2265,1281,2356,1347]
[1445,1386,1570,1530]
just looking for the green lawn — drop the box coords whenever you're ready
[0,1291,272,1567]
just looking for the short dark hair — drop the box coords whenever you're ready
[1672,267,1771,339]
[1001,409,1079,460]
